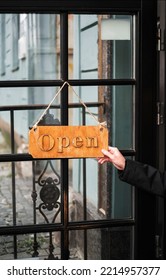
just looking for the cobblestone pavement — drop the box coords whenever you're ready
[0,127,81,260]
[0,166,80,260]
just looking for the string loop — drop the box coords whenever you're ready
[33,81,106,128]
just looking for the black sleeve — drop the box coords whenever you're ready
[118,159,166,197]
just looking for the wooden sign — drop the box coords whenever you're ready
[29,125,108,158]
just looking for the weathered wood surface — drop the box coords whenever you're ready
[29,125,108,158]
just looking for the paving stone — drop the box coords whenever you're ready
[0,175,80,260]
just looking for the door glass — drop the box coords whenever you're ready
[72,14,133,80]
[71,14,135,220]
[0,12,135,260]
[69,227,134,259]
[0,14,58,80]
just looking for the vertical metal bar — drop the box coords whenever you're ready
[10,110,17,259]
[82,107,87,259]
[60,12,69,260]
[32,161,39,257]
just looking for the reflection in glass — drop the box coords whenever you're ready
[101,18,131,40]
[0,14,58,81]
[72,14,133,80]
[69,227,134,259]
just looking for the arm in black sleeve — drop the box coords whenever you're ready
[118,159,166,197]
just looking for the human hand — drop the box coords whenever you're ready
[98,146,126,170]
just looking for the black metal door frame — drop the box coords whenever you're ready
[0,0,158,260]
[135,0,158,259]
[155,0,166,260]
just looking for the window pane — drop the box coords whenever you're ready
[0,87,61,155]
[0,14,58,80]
[69,227,134,259]
[111,85,134,149]
[112,161,134,219]
[72,14,133,80]
[12,14,19,71]
[0,14,5,75]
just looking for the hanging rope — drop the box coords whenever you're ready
[32,81,107,129]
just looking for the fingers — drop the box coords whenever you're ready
[101,149,113,159]
[98,146,125,170]
[108,146,118,154]
[98,148,114,165]
[98,146,120,165]
[108,146,114,153]
[98,157,109,164]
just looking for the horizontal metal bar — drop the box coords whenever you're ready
[0,150,136,162]
[0,154,63,162]
[68,219,135,230]
[120,149,136,156]
[0,102,104,111]
[0,218,135,236]
[0,79,136,88]
[0,80,63,88]
[0,0,141,13]
[70,79,136,86]
[0,104,60,111]
[0,153,34,162]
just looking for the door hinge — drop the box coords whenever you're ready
[157,20,165,51]
[157,102,164,125]
[155,235,162,259]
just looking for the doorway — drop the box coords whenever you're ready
[0,0,159,260]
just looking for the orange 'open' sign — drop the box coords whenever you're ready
[29,125,108,158]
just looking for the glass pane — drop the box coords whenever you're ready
[0,162,12,226]
[0,13,134,82]
[0,159,61,226]
[0,86,61,106]
[0,14,59,80]
[71,157,133,221]
[0,112,11,154]
[111,85,134,149]
[69,227,134,259]
[72,14,133,79]
[101,18,131,40]
[0,232,61,260]
[69,85,101,126]
[71,158,104,222]
[0,86,61,155]
[112,160,134,219]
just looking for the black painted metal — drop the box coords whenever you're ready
[0,219,135,235]
[134,0,158,260]
[0,0,141,13]
[36,160,61,259]
[0,150,136,163]
[60,13,70,260]
[82,107,88,259]
[0,78,136,87]
[0,0,156,260]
